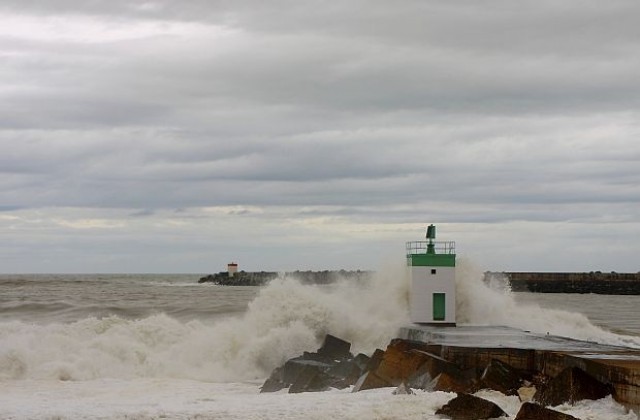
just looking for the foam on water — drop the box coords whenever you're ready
[2,262,640,418]
[456,258,640,348]
[3,259,640,384]
[0,261,410,382]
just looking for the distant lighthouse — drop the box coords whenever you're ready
[406,224,456,326]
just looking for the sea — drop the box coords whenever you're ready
[1,259,640,419]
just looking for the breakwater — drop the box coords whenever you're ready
[488,271,640,294]
[198,270,373,286]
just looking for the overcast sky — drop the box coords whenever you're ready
[1,1,639,273]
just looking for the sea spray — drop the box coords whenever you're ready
[456,258,640,348]
[0,263,411,382]
[3,261,640,385]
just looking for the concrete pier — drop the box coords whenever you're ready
[399,325,640,412]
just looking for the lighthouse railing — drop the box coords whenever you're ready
[406,241,456,256]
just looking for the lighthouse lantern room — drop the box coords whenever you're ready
[406,224,456,326]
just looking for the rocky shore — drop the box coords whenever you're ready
[262,334,618,419]
[198,270,373,286]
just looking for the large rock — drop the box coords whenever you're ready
[534,366,613,407]
[479,358,525,396]
[428,372,475,393]
[326,358,364,388]
[317,334,352,360]
[288,365,333,394]
[373,342,442,385]
[260,367,287,393]
[366,349,385,372]
[261,334,359,393]
[407,350,472,389]
[282,358,332,385]
[352,371,393,392]
[435,393,507,420]
[514,402,579,420]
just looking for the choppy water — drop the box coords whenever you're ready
[1,262,639,419]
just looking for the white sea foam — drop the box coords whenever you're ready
[456,258,640,348]
[2,258,640,385]
[2,264,640,418]
[0,261,410,382]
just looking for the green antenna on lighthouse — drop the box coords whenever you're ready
[426,224,436,254]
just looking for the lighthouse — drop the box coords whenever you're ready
[406,224,456,326]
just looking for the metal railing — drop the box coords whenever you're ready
[406,241,456,256]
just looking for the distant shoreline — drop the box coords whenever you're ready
[199,270,640,294]
[198,270,373,286]
[487,271,640,295]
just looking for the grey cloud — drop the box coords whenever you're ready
[2,1,640,272]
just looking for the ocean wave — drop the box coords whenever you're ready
[2,260,639,384]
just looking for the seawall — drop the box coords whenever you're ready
[487,272,640,294]
[198,270,373,286]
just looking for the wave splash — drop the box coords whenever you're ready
[0,260,410,382]
[2,259,639,382]
[456,258,640,348]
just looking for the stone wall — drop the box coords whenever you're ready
[487,272,640,294]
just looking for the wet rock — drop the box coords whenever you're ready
[366,349,385,372]
[373,344,435,385]
[514,402,579,420]
[353,353,371,372]
[352,371,392,392]
[534,366,613,407]
[288,366,333,394]
[479,358,524,396]
[262,334,366,393]
[428,372,475,394]
[326,358,364,388]
[435,392,507,420]
[260,367,287,393]
[392,382,415,395]
[317,334,352,360]
[411,351,471,385]
[282,358,332,385]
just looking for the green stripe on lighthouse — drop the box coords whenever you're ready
[409,253,456,267]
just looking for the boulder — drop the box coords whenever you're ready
[534,367,613,407]
[260,367,287,393]
[288,365,333,394]
[353,353,371,372]
[282,358,332,385]
[317,334,352,360]
[479,358,524,396]
[514,402,579,420]
[428,372,475,393]
[373,345,437,385]
[326,358,365,388]
[366,349,385,372]
[435,393,507,420]
[352,371,393,392]
[409,351,471,386]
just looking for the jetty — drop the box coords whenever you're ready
[494,271,640,294]
[198,267,372,286]
[261,225,640,416]
[400,324,640,412]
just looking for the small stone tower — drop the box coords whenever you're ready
[406,224,456,326]
[227,262,238,277]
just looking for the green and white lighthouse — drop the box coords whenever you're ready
[406,224,456,326]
